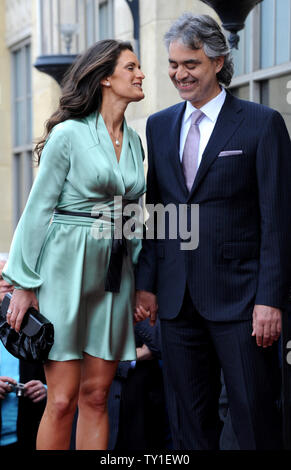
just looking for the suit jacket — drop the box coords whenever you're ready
[136,91,291,322]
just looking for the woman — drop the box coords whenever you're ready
[2,39,146,450]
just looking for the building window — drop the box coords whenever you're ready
[231,14,252,77]
[232,0,291,77]
[99,0,110,40]
[229,0,291,134]
[11,41,33,226]
[38,0,114,55]
[260,0,291,68]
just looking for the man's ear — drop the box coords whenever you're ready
[215,56,225,73]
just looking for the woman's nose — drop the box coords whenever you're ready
[137,68,145,80]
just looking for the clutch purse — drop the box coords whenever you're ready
[0,292,54,363]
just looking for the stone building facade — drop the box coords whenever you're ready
[0,0,290,251]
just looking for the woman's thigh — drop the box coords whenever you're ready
[79,353,118,394]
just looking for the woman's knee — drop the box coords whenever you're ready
[78,383,110,414]
[47,393,78,421]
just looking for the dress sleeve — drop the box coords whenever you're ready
[2,126,71,290]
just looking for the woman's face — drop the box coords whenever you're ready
[105,49,145,103]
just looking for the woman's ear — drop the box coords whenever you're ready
[101,78,111,87]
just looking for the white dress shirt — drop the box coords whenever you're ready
[179,88,226,164]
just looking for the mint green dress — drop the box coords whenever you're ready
[2,112,146,362]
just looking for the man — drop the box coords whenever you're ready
[135,13,291,450]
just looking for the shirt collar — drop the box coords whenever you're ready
[183,87,226,124]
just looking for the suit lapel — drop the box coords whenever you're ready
[167,101,188,196]
[188,93,244,200]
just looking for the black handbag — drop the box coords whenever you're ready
[0,292,54,363]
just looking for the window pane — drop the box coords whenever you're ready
[232,30,245,76]
[13,50,22,99]
[25,45,31,93]
[260,0,275,68]
[11,43,33,224]
[275,0,290,65]
[245,14,252,74]
[99,1,109,40]
[14,100,25,147]
[260,80,269,105]
[86,0,96,44]
[25,44,32,143]
[13,154,22,225]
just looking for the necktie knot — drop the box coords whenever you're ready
[191,109,204,126]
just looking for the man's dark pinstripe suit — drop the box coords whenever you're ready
[135,91,291,449]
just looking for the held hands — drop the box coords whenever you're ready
[134,290,158,326]
[136,344,153,361]
[252,304,282,348]
[6,289,39,333]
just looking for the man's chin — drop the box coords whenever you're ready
[176,88,195,102]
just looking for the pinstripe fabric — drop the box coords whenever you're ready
[136,92,291,322]
[135,91,291,450]
[160,288,281,450]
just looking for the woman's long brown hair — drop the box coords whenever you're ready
[34,39,133,165]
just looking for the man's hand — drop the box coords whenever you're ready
[0,376,17,400]
[6,289,39,333]
[135,290,158,326]
[24,380,47,403]
[0,260,13,302]
[252,304,282,348]
[136,344,153,361]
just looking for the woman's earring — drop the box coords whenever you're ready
[106,82,110,87]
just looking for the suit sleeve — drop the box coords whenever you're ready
[135,117,160,293]
[255,110,291,309]
[2,127,71,290]
[135,318,162,359]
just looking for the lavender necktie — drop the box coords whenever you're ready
[182,109,205,191]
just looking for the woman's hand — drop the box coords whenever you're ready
[6,289,39,333]
[136,344,153,361]
[134,305,150,324]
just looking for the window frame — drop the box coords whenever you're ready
[229,1,291,103]
[10,39,33,227]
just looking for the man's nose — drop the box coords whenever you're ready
[175,65,188,81]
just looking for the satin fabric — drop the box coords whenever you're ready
[3,112,146,361]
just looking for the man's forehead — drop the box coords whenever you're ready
[168,42,204,61]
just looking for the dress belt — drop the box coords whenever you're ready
[54,208,127,294]
[54,208,103,219]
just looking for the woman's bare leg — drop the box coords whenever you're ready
[36,360,81,450]
[76,353,118,450]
